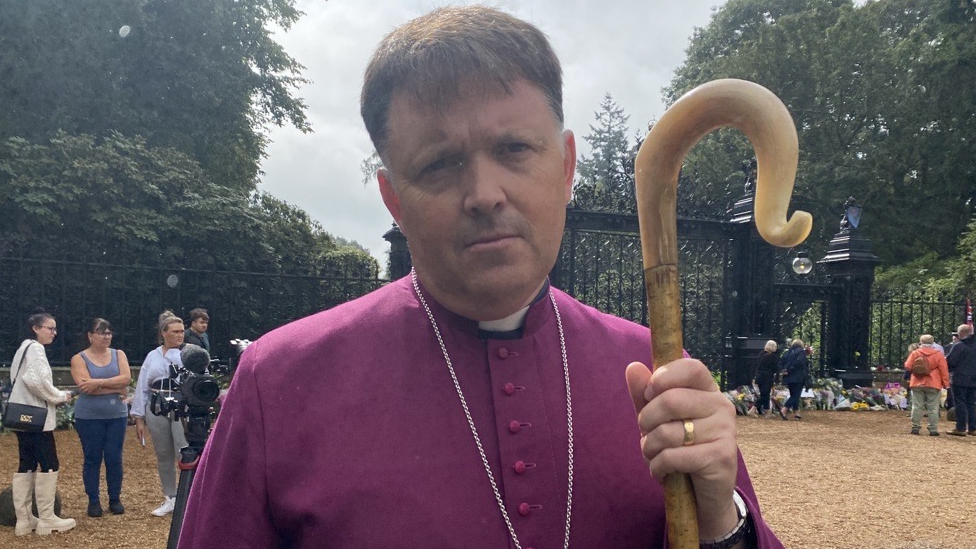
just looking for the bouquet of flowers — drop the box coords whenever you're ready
[725,385,758,416]
[882,382,909,410]
[810,377,844,410]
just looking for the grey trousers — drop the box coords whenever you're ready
[144,404,187,498]
[911,386,940,433]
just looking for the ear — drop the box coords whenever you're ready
[562,129,577,203]
[377,168,403,225]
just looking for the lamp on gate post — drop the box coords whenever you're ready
[791,251,813,275]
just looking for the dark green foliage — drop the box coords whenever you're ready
[664,0,976,266]
[0,132,378,277]
[0,0,309,193]
[0,0,378,279]
[572,95,639,213]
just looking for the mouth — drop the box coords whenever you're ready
[465,233,519,249]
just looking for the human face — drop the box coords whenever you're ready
[162,322,185,350]
[191,317,209,335]
[377,80,576,320]
[89,330,113,350]
[34,320,57,345]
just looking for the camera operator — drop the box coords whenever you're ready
[130,311,187,518]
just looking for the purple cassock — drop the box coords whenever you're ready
[178,277,783,549]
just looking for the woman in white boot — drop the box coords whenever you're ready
[131,311,187,517]
[8,312,77,536]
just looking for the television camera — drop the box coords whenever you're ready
[150,338,252,549]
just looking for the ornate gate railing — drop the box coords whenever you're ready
[550,209,739,383]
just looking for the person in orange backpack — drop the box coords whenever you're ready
[905,334,950,436]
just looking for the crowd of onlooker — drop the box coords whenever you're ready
[903,325,976,437]
[2,308,211,536]
[740,325,976,437]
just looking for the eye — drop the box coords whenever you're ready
[501,142,531,155]
[420,154,462,176]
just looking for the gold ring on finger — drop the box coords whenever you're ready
[682,419,695,446]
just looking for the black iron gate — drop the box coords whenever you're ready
[550,209,741,384]
[773,283,841,379]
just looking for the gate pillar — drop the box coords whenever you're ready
[819,198,880,386]
[725,167,779,389]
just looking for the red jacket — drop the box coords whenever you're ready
[905,346,949,389]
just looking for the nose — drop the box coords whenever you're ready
[461,156,507,216]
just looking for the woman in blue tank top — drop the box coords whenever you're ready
[69,318,132,517]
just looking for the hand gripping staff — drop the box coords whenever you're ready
[633,79,812,548]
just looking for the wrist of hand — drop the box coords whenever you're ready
[696,497,739,540]
[699,491,751,549]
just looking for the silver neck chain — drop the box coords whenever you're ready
[411,270,574,549]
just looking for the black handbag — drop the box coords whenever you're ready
[1,343,48,433]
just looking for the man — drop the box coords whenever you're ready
[946,324,976,436]
[904,334,950,435]
[183,308,210,353]
[946,332,960,355]
[178,7,782,548]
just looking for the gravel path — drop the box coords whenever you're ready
[1,410,974,548]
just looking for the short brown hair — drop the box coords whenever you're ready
[360,5,563,160]
[188,308,209,323]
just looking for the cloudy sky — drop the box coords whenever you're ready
[260,0,727,265]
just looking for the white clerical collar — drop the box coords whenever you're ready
[478,306,531,333]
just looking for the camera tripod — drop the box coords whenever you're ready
[166,408,213,549]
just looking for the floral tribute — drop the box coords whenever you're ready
[723,377,912,415]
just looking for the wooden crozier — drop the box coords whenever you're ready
[633,79,813,548]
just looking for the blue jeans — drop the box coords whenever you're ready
[784,383,804,411]
[953,385,976,432]
[75,417,128,503]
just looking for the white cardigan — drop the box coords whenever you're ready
[8,339,70,432]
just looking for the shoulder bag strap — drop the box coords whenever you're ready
[9,342,36,389]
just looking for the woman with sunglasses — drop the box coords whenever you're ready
[8,312,77,536]
[70,318,132,517]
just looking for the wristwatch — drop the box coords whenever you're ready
[699,491,752,549]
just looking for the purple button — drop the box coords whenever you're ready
[508,420,521,433]
[498,348,509,358]
[514,460,526,474]
[504,383,516,396]
[518,502,530,516]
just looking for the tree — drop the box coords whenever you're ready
[0,0,310,193]
[572,95,639,213]
[663,0,976,265]
[0,132,377,277]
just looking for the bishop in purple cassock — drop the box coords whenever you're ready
[178,6,784,549]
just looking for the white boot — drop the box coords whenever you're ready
[34,471,75,535]
[12,472,38,536]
